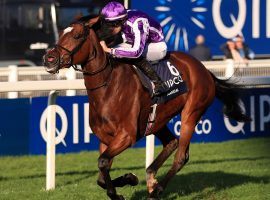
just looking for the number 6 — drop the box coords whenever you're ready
[167,62,179,76]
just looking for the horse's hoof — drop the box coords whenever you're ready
[149,184,163,199]
[124,173,139,186]
[113,195,125,200]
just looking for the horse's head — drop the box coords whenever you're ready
[44,17,100,74]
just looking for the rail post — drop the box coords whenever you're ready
[145,135,155,169]
[46,90,58,190]
[66,68,76,96]
[225,59,234,78]
[8,65,18,99]
[124,0,129,8]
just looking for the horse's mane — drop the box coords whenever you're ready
[72,14,98,24]
[73,15,123,47]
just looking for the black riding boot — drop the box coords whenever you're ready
[135,58,169,96]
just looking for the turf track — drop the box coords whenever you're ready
[0,138,270,200]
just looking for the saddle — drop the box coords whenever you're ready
[132,59,188,104]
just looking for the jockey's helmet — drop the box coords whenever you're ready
[100,2,127,26]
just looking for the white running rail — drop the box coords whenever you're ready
[1,59,270,98]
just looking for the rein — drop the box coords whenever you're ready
[81,56,113,91]
[71,48,108,76]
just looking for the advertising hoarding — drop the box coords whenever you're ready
[131,0,270,55]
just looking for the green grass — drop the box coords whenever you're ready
[0,138,270,200]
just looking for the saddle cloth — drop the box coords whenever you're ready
[133,59,188,104]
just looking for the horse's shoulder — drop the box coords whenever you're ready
[111,58,132,69]
[169,51,199,63]
[110,59,140,81]
[169,51,189,58]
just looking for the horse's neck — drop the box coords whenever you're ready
[83,43,110,96]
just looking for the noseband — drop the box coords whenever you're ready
[53,22,90,73]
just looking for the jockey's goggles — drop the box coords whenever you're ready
[106,17,127,27]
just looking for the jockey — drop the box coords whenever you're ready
[99,1,169,96]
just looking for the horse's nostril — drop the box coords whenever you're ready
[47,56,55,63]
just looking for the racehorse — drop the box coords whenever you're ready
[43,16,250,200]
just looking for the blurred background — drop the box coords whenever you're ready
[0,0,117,66]
[0,0,269,67]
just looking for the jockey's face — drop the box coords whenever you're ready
[112,26,122,35]
[105,18,126,35]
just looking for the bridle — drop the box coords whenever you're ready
[45,22,113,90]
[52,22,91,72]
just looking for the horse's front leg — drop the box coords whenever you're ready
[98,131,135,200]
[97,143,139,190]
[97,142,113,189]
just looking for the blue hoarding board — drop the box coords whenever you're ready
[0,98,30,155]
[0,88,269,156]
[168,88,270,142]
[30,96,99,154]
[28,88,270,155]
[131,0,270,55]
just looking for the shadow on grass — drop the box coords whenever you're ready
[114,156,270,172]
[0,176,8,181]
[1,156,269,179]
[188,156,270,166]
[112,156,270,175]
[0,169,98,181]
[57,170,99,186]
[130,171,270,200]
[0,170,100,188]
[0,166,142,187]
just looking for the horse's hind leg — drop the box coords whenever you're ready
[146,127,178,194]
[150,106,207,199]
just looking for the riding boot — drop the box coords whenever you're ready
[135,57,169,96]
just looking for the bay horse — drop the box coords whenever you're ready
[44,16,250,200]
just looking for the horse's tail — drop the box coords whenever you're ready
[210,72,251,122]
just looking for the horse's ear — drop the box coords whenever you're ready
[86,16,100,28]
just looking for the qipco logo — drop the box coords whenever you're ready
[213,0,270,39]
[174,119,212,136]
[40,105,68,146]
